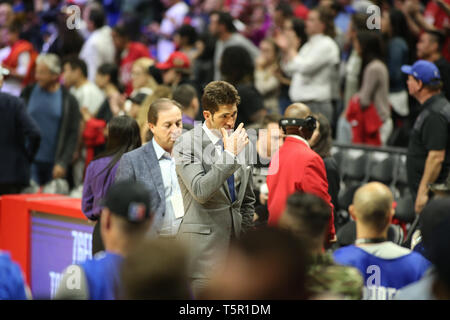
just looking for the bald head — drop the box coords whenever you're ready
[351,182,394,232]
[284,103,311,119]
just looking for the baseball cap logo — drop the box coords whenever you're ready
[128,202,146,222]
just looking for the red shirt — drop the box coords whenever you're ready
[267,136,335,240]
[119,42,151,95]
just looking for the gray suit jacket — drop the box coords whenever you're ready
[115,142,165,237]
[173,125,255,280]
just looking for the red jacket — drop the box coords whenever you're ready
[2,40,38,87]
[346,95,383,146]
[267,136,335,240]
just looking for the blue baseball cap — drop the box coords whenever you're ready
[401,60,441,85]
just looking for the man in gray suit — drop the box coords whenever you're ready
[173,81,255,295]
[115,98,184,237]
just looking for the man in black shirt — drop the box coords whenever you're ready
[402,60,450,214]
[416,30,450,101]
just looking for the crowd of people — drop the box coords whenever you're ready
[1,0,450,301]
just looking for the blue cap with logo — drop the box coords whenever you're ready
[401,60,441,85]
[102,181,152,223]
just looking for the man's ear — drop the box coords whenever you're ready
[418,79,424,91]
[349,204,357,221]
[203,110,211,121]
[148,122,155,134]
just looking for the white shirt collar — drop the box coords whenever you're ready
[152,138,171,160]
[286,135,310,148]
[202,122,222,145]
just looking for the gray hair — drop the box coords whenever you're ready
[36,54,61,75]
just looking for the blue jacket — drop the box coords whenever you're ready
[0,251,28,300]
[0,91,41,185]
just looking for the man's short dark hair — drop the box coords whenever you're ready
[275,1,294,18]
[201,81,240,115]
[351,13,370,32]
[175,24,198,45]
[230,227,309,299]
[113,23,130,39]
[63,56,88,78]
[89,7,105,30]
[285,193,331,237]
[426,29,445,51]
[147,98,182,124]
[172,84,197,110]
[211,11,237,33]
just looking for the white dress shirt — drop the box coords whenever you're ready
[152,138,183,236]
[281,34,340,103]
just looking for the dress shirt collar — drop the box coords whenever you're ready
[286,135,310,148]
[202,121,222,145]
[152,138,171,160]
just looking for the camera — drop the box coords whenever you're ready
[279,116,317,132]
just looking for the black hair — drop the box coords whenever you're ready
[291,18,307,50]
[389,9,410,40]
[97,63,120,90]
[420,199,450,290]
[94,116,142,185]
[113,23,131,39]
[213,11,237,33]
[357,31,386,89]
[285,192,331,238]
[149,65,163,85]
[220,45,254,85]
[63,56,88,78]
[196,32,216,61]
[426,29,446,51]
[89,7,106,30]
[275,1,293,18]
[172,84,198,109]
[310,113,332,159]
[175,24,197,46]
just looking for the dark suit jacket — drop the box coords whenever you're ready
[0,92,41,185]
[114,141,165,237]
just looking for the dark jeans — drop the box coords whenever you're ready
[31,161,54,186]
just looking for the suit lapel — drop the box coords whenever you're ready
[143,142,165,202]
